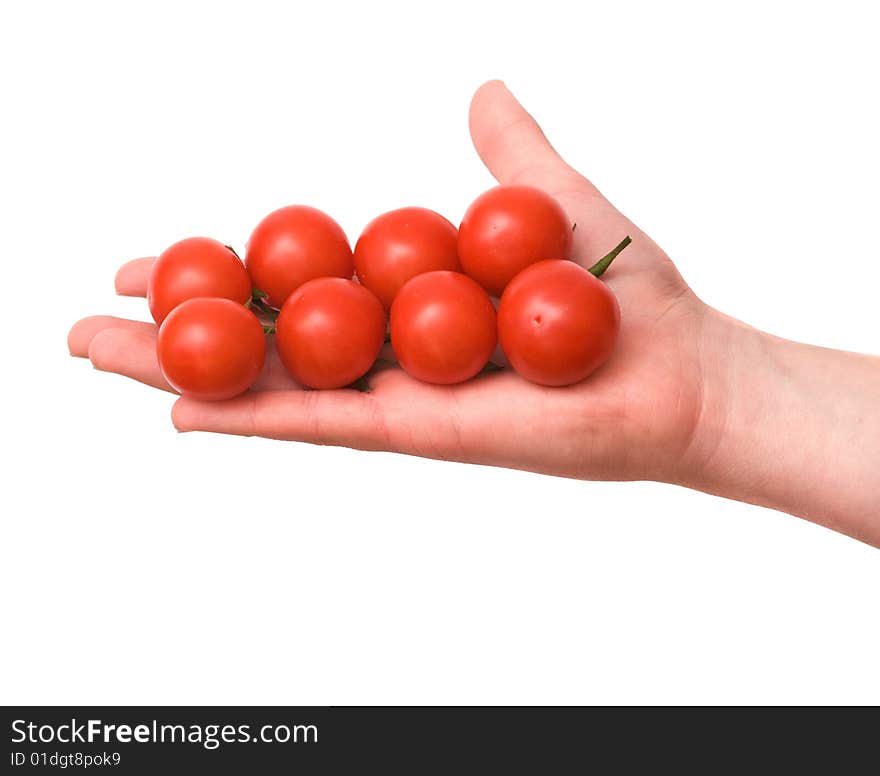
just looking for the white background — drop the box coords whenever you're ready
[1,1,878,704]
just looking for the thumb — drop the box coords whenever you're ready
[469,80,585,190]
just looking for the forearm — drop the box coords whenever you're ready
[678,310,880,546]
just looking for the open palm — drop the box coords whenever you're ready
[69,80,711,484]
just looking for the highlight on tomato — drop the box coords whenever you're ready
[498,260,620,387]
[147,237,251,325]
[458,185,573,297]
[354,207,461,311]
[245,205,354,309]
[275,277,386,390]
[390,270,497,385]
[157,297,266,401]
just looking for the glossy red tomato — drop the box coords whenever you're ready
[498,260,619,386]
[275,278,386,390]
[390,271,497,385]
[157,298,266,401]
[245,205,354,309]
[147,237,251,325]
[354,207,461,310]
[458,185,573,297]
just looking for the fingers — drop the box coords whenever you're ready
[88,327,173,392]
[173,390,392,451]
[171,368,530,469]
[72,315,300,393]
[68,316,157,358]
[468,80,587,191]
[114,257,155,297]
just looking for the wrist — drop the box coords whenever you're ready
[673,309,880,545]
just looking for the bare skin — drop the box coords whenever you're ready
[68,80,880,547]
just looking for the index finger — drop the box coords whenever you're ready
[114,257,156,297]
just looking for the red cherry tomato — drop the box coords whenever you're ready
[354,207,461,311]
[275,278,386,390]
[390,271,497,385]
[498,260,619,387]
[147,237,251,325]
[157,298,266,401]
[245,205,354,309]
[458,185,573,297]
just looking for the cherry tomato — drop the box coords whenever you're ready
[157,298,266,401]
[458,185,573,297]
[390,271,497,385]
[147,237,251,325]
[245,205,354,309]
[275,278,386,390]
[498,260,619,386]
[354,207,461,311]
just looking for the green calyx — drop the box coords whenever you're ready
[587,236,632,278]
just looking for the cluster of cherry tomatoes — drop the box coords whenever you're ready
[148,185,630,401]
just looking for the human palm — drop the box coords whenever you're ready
[69,80,710,484]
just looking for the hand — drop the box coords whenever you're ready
[69,81,704,481]
[69,80,880,545]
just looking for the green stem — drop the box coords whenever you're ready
[587,235,631,278]
[249,291,279,330]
